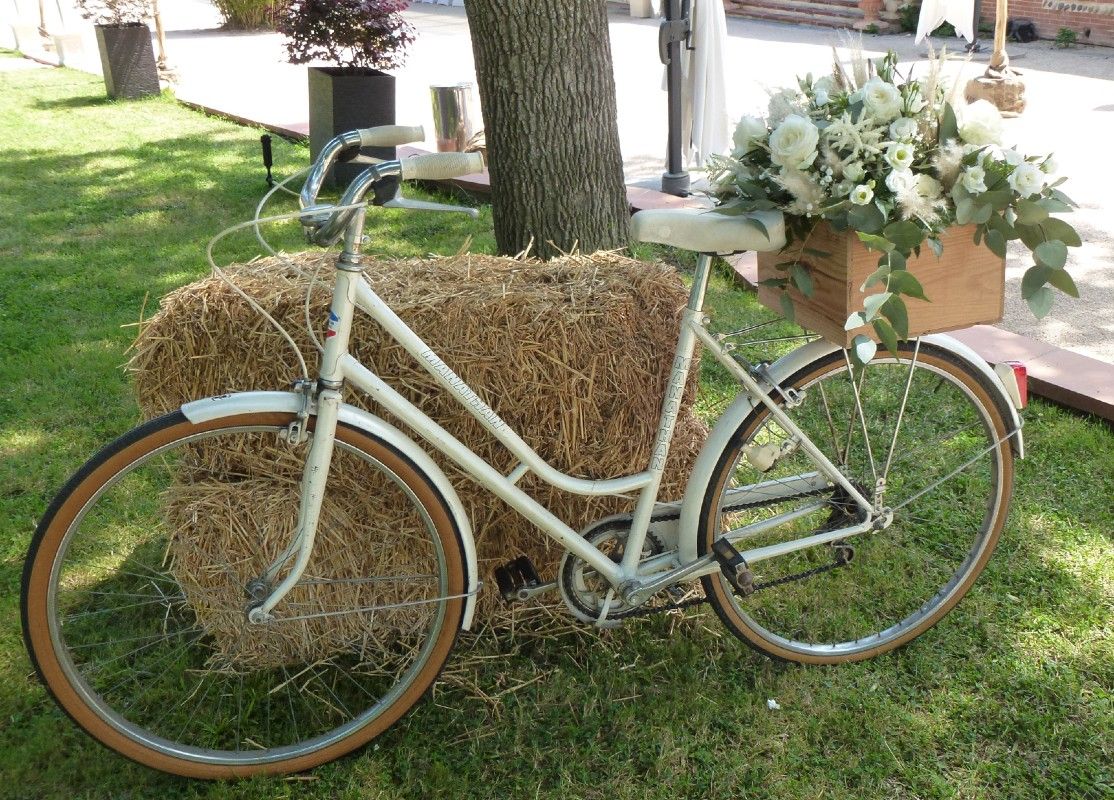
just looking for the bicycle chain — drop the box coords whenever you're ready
[616,499,849,619]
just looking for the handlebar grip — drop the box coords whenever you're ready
[357,125,425,148]
[400,152,485,181]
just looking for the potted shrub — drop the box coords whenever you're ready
[279,0,415,194]
[76,0,160,99]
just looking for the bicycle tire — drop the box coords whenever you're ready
[699,341,1015,664]
[22,410,468,778]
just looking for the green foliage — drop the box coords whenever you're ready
[1054,27,1078,48]
[211,0,289,30]
[897,3,920,33]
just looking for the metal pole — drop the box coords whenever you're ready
[659,0,690,196]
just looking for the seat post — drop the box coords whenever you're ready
[687,252,716,313]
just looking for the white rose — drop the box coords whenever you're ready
[885,169,917,193]
[889,117,919,143]
[813,76,836,107]
[861,76,903,123]
[884,141,916,171]
[957,100,1004,146]
[916,174,942,199]
[733,116,767,153]
[961,165,987,194]
[768,114,820,170]
[850,184,875,205]
[1008,163,1045,198]
[844,161,866,182]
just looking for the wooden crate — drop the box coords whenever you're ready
[756,223,1005,347]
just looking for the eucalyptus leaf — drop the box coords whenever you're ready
[863,291,892,320]
[1050,188,1077,207]
[955,198,975,225]
[986,212,1018,241]
[881,294,909,340]
[848,202,885,234]
[1034,239,1068,269]
[971,203,993,224]
[938,103,958,143]
[1046,267,1080,298]
[857,232,894,252]
[885,250,907,271]
[861,265,890,291]
[852,334,878,365]
[779,291,796,323]
[887,270,928,301]
[1026,286,1054,319]
[1015,223,1044,251]
[979,189,1013,210]
[757,277,788,288]
[926,237,943,258]
[873,318,900,359]
[985,228,1007,258]
[741,216,771,240]
[1015,199,1049,225]
[883,221,924,252]
[1041,218,1082,247]
[1021,264,1052,299]
[845,311,867,331]
[802,247,832,259]
[1037,197,1073,214]
[790,263,814,296]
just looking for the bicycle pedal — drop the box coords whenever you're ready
[493,555,541,603]
[711,538,755,596]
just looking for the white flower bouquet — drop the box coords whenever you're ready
[709,50,1080,361]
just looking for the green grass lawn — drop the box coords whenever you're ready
[1,54,1111,800]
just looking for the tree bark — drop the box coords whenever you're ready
[466,0,629,259]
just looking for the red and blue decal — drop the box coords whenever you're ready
[325,310,340,339]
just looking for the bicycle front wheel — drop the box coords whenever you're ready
[700,341,1016,663]
[22,410,468,778]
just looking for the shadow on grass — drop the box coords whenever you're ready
[32,94,114,110]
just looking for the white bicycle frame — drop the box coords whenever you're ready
[247,206,880,623]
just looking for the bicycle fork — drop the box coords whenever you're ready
[247,221,365,625]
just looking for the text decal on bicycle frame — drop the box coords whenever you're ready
[649,354,692,472]
[419,349,507,433]
[325,311,340,339]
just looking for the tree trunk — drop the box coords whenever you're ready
[466,0,629,259]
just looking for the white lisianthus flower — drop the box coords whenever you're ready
[732,116,767,154]
[1041,155,1058,174]
[884,141,916,171]
[813,76,837,107]
[885,169,917,193]
[1008,163,1045,198]
[1002,148,1025,166]
[844,161,866,182]
[957,100,1004,146]
[889,117,919,143]
[768,114,820,170]
[916,174,942,199]
[961,165,987,194]
[850,184,875,205]
[861,76,903,123]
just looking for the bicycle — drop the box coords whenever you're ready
[21,125,1027,778]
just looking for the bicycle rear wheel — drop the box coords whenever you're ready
[22,410,468,778]
[700,341,1015,663]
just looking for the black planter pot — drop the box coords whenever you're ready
[308,67,397,200]
[94,23,159,100]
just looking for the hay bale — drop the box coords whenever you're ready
[131,251,708,656]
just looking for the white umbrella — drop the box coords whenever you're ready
[681,0,729,166]
[915,0,976,44]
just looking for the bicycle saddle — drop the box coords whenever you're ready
[631,208,785,255]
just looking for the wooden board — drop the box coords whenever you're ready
[756,223,1005,347]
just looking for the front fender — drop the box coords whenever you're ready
[675,334,1024,564]
[181,391,481,630]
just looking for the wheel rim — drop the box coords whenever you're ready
[38,420,455,769]
[705,348,1012,659]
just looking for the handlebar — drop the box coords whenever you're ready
[297,126,484,246]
